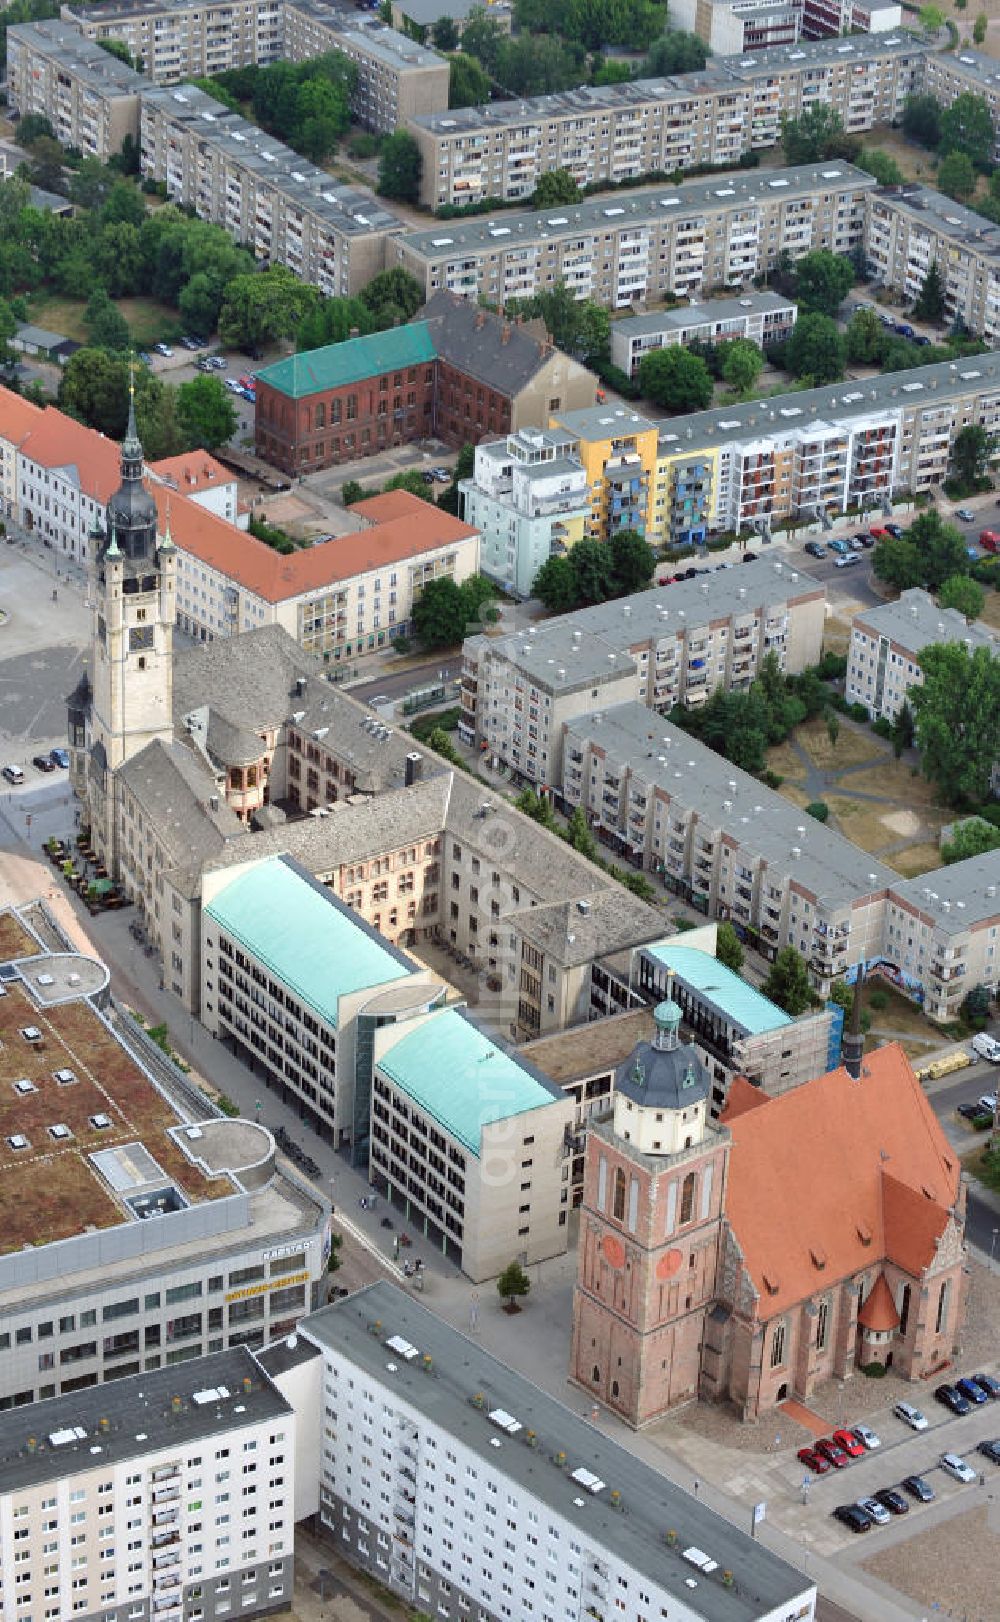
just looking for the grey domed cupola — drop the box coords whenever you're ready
[104,367,158,572]
[651,998,682,1052]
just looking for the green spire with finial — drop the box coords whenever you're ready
[105,522,121,559]
[122,354,142,465]
[159,498,175,553]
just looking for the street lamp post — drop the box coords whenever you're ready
[254,1098,261,1125]
[991,1227,998,1271]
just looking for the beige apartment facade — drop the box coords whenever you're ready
[140,83,401,297]
[64,0,283,80]
[284,0,449,133]
[923,46,1000,164]
[845,587,998,722]
[865,185,1000,345]
[7,19,144,161]
[407,33,927,208]
[395,163,876,309]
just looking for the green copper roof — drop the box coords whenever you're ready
[645,942,791,1037]
[256,323,437,400]
[205,856,410,1029]
[376,1007,561,1158]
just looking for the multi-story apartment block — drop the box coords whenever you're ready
[885,854,1000,1022]
[671,0,802,54]
[283,0,448,132]
[394,163,875,308]
[254,296,597,475]
[460,558,825,787]
[0,900,328,1410]
[64,0,284,81]
[546,407,661,540]
[609,292,798,380]
[140,83,403,298]
[458,428,591,597]
[390,0,514,36]
[370,1004,573,1279]
[0,1347,295,1622]
[269,1284,818,1620]
[865,184,1000,344]
[845,587,998,721]
[923,46,1000,164]
[406,33,926,208]
[801,0,901,35]
[7,19,144,162]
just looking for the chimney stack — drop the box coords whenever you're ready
[842,968,866,1081]
[405,751,422,786]
[501,323,511,345]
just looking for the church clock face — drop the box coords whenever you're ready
[129,625,154,652]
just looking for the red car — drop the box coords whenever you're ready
[815,1437,850,1469]
[832,1429,866,1459]
[797,1446,831,1475]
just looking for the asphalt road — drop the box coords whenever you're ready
[346,659,460,706]
[924,1057,1000,1257]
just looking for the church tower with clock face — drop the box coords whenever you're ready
[84,376,176,872]
[570,999,731,1427]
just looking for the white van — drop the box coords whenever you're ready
[972,1033,1000,1064]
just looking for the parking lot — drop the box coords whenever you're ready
[141,339,258,444]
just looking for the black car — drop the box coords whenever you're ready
[974,1373,1000,1400]
[958,1101,992,1123]
[741,551,757,563]
[832,1504,873,1533]
[804,541,826,559]
[901,1475,935,1503]
[874,1488,909,1516]
[977,1439,1000,1465]
[935,1382,971,1416]
[858,532,876,548]
[956,1377,989,1407]
[31,754,56,773]
[884,523,904,538]
[682,567,700,579]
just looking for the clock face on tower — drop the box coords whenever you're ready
[129,625,154,651]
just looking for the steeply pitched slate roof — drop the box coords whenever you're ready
[256,324,437,401]
[721,1044,959,1317]
[421,289,555,396]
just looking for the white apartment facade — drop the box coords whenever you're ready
[671,0,801,55]
[0,1347,294,1622]
[610,293,798,379]
[140,84,402,299]
[395,164,876,309]
[864,185,1000,345]
[458,428,590,598]
[845,587,998,721]
[7,18,145,162]
[406,33,926,208]
[460,558,826,787]
[65,0,284,81]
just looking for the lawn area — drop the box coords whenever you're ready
[889,841,945,878]
[26,293,181,348]
[765,738,807,781]
[795,716,884,772]
[821,613,851,655]
[863,982,957,1049]
[847,757,942,809]
[825,794,896,853]
[977,590,1000,633]
[776,782,811,810]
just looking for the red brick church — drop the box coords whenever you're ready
[570,1001,967,1425]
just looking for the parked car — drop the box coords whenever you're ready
[914,334,932,346]
[956,1376,989,1407]
[153,342,173,358]
[242,387,256,403]
[852,1423,881,1451]
[956,507,976,522]
[196,358,214,372]
[978,1093,998,1116]
[976,1438,1000,1464]
[798,1447,831,1475]
[940,1452,977,1483]
[893,1401,929,1430]
[815,1438,850,1469]
[208,355,227,369]
[1,764,24,784]
[873,1488,909,1516]
[901,1474,935,1502]
[49,748,70,769]
[804,541,826,558]
[181,335,201,350]
[856,1496,890,1526]
[225,378,243,393]
[868,526,889,539]
[858,532,876,548]
[973,1373,1000,1400]
[935,1382,971,1416]
[740,550,757,563]
[832,1429,866,1459]
[835,553,861,568]
[972,1033,1000,1064]
[431,466,451,482]
[420,470,436,485]
[884,523,904,538]
[958,1101,993,1123]
[31,754,55,773]
[832,1504,872,1533]
[828,538,851,555]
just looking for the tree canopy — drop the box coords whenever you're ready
[781,104,847,164]
[784,312,845,384]
[412,574,498,649]
[761,947,816,1015]
[643,29,709,74]
[533,530,655,613]
[938,149,976,201]
[448,50,491,108]
[793,250,854,318]
[213,53,355,164]
[720,338,763,396]
[377,131,422,201]
[872,511,970,594]
[638,346,713,411]
[508,281,610,366]
[938,573,986,621]
[939,91,994,167]
[911,643,1000,805]
[514,0,667,52]
[902,92,942,148]
[176,374,238,450]
[941,817,1000,864]
[219,265,320,351]
[715,922,744,974]
[913,260,945,323]
[532,169,582,208]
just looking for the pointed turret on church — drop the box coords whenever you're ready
[77,375,176,870]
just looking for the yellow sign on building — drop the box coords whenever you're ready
[226,1269,310,1304]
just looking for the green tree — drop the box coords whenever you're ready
[793,249,854,318]
[178,270,222,335]
[950,422,994,490]
[902,92,942,148]
[13,113,55,148]
[940,91,994,167]
[0,297,16,367]
[938,149,976,201]
[459,8,507,75]
[383,469,437,502]
[448,50,491,108]
[58,347,162,438]
[377,131,422,202]
[974,11,988,43]
[137,382,187,460]
[569,537,613,604]
[218,265,320,351]
[873,512,969,593]
[913,259,946,323]
[532,169,582,208]
[942,817,1000,863]
[761,946,816,1016]
[644,30,709,75]
[781,104,846,164]
[515,787,557,829]
[638,346,713,411]
[412,576,470,648]
[86,296,131,353]
[784,312,845,384]
[855,148,904,186]
[497,1259,531,1307]
[826,711,840,751]
[96,36,136,67]
[22,136,66,193]
[846,307,887,365]
[494,33,585,95]
[341,479,368,506]
[608,528,655,595]
[566,805,599,862]
[361,267,424,323]
[431,15,460,49]
[715,921,744,974]
[720,338,763,396]
[533,554,578,613]
[911,642,1000,804]
[872,533,925,592]
[918,3,945,31]
[176,374,238,450]
[939,573,986,620]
